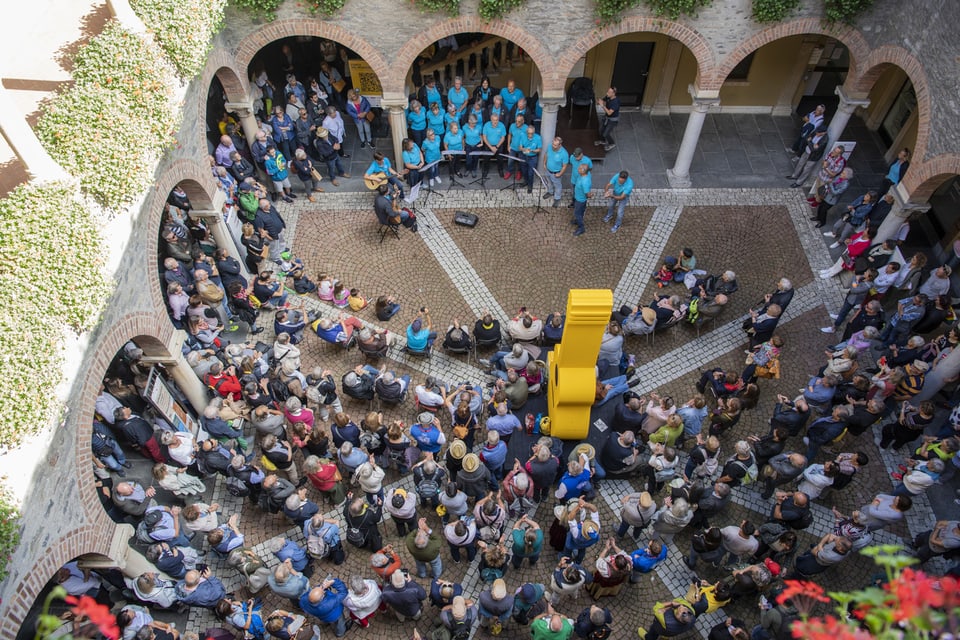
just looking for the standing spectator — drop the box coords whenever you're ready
[299,579,351,637]
[478,578,514,634]
[405,517,443,579]
[381,571,427,622]
[343,576,382,629]
[720,520,759,567]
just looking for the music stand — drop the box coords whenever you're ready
[499,154,525,198]
[443,150,468,190]
[420,159,444,206]
[402,182,421,216]
[532,167,551,221]
[469,151,494,193]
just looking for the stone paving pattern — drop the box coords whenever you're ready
[140,185,951,639]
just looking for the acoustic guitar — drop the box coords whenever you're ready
[364,171,389,190]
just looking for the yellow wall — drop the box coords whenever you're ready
[864,66,907,122]
[718,36,804,106]
[577,33,697,106]
[670,48,698,105]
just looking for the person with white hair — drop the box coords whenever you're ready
[381,570,427,622]
[343,575,382,628]
[651,496,693,543]
[374,366,411,403]
[338,442,367,476]
[272,331,301,370]
[405,516,443,578]
[282,487,320,526]
[440,595,478,638]
[502,460,535,516]
[353,453,386,502]
[311,312,363,348]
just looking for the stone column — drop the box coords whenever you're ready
[225,100,259,149]
[667,85,720,189]
[772,40,818,116]
[650,40,683,116]
[0,89,71,184]
[140,330,210,415]
[77,524,157,579]
[381,98,409,166]
[916,347,960,401]
[538,99,563,169]
[872,185,931,244]
[826,85,870,149]
[190,190,250,278]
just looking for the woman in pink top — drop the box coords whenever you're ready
[642,392,677,435]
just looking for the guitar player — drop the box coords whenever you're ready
[365,151,406,198]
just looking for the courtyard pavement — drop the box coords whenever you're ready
[131,184,955,640]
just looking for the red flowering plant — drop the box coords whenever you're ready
[777,545,959,640]
[34,586,119,640]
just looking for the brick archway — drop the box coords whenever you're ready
[556,16,716,96]
[849,45,932,162]
[208,49,250,104]
[0,524,113,638]
[147,158,220,314]
[391,17,553,97]
[233,19,391,93]
[711,18,870,90]
[900,154,960,203]
[74,313,176,532]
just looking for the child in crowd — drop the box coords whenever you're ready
[277,251,316,294]
[653,257,677,288]
[317,273,337,301]
[332,283,350,308]
[348,288,369,311]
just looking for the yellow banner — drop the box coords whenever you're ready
[348,59,383,97]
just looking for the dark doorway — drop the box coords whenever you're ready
[610,42,654,106]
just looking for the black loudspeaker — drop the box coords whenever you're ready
[454,211,479,228]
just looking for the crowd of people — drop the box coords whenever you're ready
[75,42,960,640]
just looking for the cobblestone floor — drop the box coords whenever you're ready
[139,186,950,640]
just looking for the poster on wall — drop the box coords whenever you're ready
[145,367,200,436]
[349,59,383,100]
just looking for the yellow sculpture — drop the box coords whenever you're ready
[547,289,613,439]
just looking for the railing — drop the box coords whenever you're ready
[417,36,516,88]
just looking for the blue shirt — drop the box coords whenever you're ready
[500,87,524,112]
[608,175,634,197]
[407,107,427,131]
[518,133,542,156]
[299,580,347,623]
[487,413,520,437]
[407,325,430,350]
[631,545,667,572]
[366,158,393,175]
[277,540,309,572]
[574,172,592,202]
[265,153,289,181]
[426,110,446,135]
[463,123,483,147]
[886,160,905,184]
[423,86,442,108]
[444,130,464,151]
[421,136,442,163]
[444,112,459,130]
[402,147,423,169]
[481,441,508,469]
[546,146,569,173]
[508,123,527,151]
[482,121,506,146]
[569,155,593,184]
[468,106,485,125]
[410,424,443,453]
[448,86,469,110]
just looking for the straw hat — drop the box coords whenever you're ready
[569,443,596,462]
[581,519,600,540]
[462,453,480,473]
[451,596,466,619]
[448,439,467,460]
[638,491,653,509]
[316,127,329,138]
[911,359,930,373]
[418,411,435,425]
[491,579,507,600]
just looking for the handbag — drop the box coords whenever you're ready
[331,79,347,93]
[310,167,324,183]
[365,111,375,122]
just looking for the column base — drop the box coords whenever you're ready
[666,169,692,189]
[650,104,671,117]
[771,105,794,117]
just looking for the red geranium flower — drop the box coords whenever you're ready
[65,595,119,640]
[791,615,872,640]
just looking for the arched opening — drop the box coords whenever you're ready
[905,174,960,265]
[15,553,136,640]
[242,34,389,180]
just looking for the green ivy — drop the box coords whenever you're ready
[823,0,874,23]
[36,21,178,210]
[130,0,227,78]
[478,0,525,20]
[643,0,711,19]
[0,183,109,447]
[229,0,284,21]
[307,0,346,15]
[593,0,641,25]
[410,0,460,16]
[751,0,800,22]
[0,483,21,581]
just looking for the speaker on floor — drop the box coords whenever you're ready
[454,211,479,228]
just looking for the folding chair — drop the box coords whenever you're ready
[377,218,401,244]
[443,339,473,365]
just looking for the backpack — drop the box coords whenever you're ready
[346,525,368,548]
[686,297,700,323]
[226,475,250,497]
[416,470,441,500]
[306,529,331,559]
[449,618,471,640]
[136,519,156,544]
[733,458,759,485]
[228,548,271,593]
[268,376,291,403]
[693,446,721,478]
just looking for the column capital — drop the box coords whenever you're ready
[891,181,931,215]
[189,209,224,223]
[380,98,408,111]
[834,85,870,112]
[540,100,563,114]
[224,100,255,118]
[688,84,720,111]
